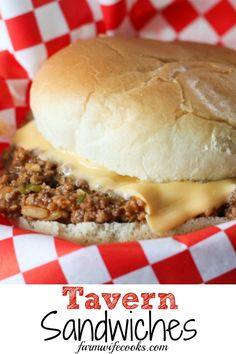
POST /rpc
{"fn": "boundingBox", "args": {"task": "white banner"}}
[0,285,234,354]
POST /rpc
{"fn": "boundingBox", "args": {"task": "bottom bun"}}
[17,217,228,245]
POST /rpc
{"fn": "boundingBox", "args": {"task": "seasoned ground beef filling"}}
[0,146,236,225]
[0,147,146,224]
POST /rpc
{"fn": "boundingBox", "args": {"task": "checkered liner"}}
[0,0,236,284]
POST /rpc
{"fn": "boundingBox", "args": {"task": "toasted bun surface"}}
[18,217,228,245]
[31,37,236,182]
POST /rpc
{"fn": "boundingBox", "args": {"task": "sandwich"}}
[0,37,236,244]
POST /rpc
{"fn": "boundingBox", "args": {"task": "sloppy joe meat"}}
[0,146,235,225]
[0,147,146,224]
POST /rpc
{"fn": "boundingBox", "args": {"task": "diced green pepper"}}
[18,184,42,194]
[27,184,42,193]
[76,192,86,204]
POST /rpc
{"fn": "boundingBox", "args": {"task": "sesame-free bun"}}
[18,216,228,245]
[31,37,236,182]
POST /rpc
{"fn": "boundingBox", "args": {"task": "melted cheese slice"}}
[13,121,236,235]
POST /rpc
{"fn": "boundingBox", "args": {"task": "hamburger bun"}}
[31,37,236,182]
[18,216,227,245]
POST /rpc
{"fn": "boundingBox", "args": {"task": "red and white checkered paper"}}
[0,0,236,284]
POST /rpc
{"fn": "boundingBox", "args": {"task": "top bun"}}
[31,37,236,182]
